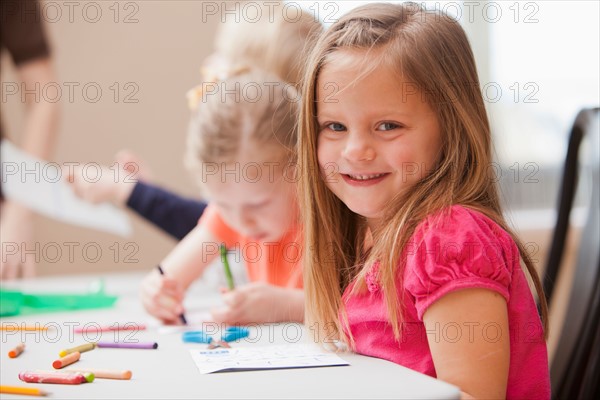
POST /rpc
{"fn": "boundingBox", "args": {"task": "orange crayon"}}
[8,342,25,358]
[52,351,80,369]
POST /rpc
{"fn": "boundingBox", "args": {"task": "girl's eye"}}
[377,122,400,131]
[326,122,346,132]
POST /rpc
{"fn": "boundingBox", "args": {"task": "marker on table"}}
[156,264,188,325]
[96,341,158,349]
[220,244,235,290]
[8,342,25,358]
[0,385,48,396]
[58,342,96,357]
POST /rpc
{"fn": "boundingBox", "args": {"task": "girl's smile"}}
[341,172,390,186]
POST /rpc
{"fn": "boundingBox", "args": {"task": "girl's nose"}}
[342,131,376,162]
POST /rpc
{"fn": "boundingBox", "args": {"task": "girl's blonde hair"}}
[298,2,548,345]
[185,2,322,187]
[214,0,323,86]
[185,69,298,185]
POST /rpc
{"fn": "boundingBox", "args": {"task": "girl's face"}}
[202,155,297,243]
[316,50,442,228]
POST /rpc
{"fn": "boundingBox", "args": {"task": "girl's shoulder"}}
[404,205,518,319]
[413,205,514,248]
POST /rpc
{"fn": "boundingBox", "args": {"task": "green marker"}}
[220,244,235,290]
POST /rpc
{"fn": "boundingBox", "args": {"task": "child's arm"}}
[65,164,206,240]
[211,283,304,325]
[423,288,509,399]
[65,163,136,206]
[140,223,220,323]
[126,181,206,240]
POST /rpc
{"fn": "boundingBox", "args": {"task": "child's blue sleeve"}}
[126,181,207,240]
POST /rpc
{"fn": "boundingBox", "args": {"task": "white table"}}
[1,272,460,399]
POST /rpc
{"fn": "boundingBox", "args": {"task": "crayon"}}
[58,342,96,357]
[74,323,146,334]
[96,341,158,349]
[0,385,48,396]
[52,351,80,369]
[156,264,188,324]
[79,372,95,383]
[8,342,25,358]
[33,370,94,383]
[0,325,49,331]
[67,369,132,380]
[19,371,86,385]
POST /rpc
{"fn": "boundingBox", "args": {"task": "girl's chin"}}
[247,234,269,242]
[347,205,383,220]
[247,232,283,243]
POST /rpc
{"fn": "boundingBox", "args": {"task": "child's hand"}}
[140,269,186,324]
[211,283,304,325]
[64,162,136,206]
[114,149,154,182]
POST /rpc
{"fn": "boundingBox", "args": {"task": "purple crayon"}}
[96,342,158,349]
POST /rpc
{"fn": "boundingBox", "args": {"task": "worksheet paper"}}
[1,139,132,237]
[190,344,350,374]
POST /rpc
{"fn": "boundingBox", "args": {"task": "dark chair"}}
[544,108,598,303]
[549,108,600,398]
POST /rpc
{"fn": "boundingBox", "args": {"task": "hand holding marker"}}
[156,264,188,325]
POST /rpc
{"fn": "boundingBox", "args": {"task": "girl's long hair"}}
[298,2,548,345]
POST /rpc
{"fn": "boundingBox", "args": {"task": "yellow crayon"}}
[0,385,48,396]
[0,325,49,331]
[8,342,25,358]
[59,342,96,357]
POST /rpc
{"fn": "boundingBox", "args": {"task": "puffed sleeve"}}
[404,206,516,320]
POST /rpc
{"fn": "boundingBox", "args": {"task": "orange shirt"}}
[200,204,303,289]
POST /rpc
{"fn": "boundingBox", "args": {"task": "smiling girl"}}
[299,3,549,399]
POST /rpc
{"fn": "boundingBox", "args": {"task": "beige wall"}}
[2,1,220,275]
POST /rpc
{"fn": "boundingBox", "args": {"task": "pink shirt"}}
[342,206,550,399]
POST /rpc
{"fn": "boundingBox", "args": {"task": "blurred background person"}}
[1,0,60,279]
